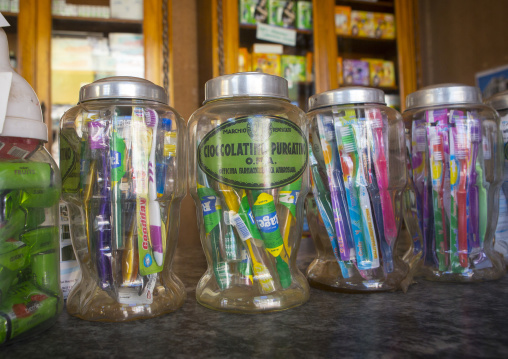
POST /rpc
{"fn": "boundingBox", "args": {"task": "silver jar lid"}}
[79,76,168,104]
[204,72,289,104]
[308,87,385,111]
[485,90,508,111]
[405,84,482,110]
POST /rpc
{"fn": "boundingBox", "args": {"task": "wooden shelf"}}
[335,0,394,12]
[338,34,396,42]
[337,35,397,59]
[52,15,142,34]
[239,23,313,35]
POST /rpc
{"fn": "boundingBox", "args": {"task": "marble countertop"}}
[2,238,508,358]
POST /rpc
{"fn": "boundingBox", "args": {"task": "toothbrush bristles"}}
[339,126,357,153]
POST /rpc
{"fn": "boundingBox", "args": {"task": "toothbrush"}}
[455,119,469,268]
[145,109,164,267]
[157,118,177,198]
[366,109,397,244]
[316,116,355,262]
[411,121,427,239]
[353,122,380,270]
[88,120,113,290]
[278,177,302,258]
[111,113,127,250]
[468,115,481,253]
[197,169,231,290]
[219,184,277,293]
[309,145,352,278]
[338,124,372,270]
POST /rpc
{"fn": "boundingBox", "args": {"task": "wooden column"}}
[18,0,52,149]
[312,0,338,93]
[395,0,419,111]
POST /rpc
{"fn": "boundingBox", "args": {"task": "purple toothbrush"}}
[468,119,481,252]
[88,121,113,290]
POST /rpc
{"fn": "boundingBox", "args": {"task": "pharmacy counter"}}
[2,238,508,358]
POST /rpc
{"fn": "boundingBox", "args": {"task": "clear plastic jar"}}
[404,84,506,282]
[0,28,62,344]
[485,90,508,266]
[305,87,422,292]
[188,73,310,313]
[60,77,187,321]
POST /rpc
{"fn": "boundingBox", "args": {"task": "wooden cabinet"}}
[12,0,172,151]
[199,0,419,111]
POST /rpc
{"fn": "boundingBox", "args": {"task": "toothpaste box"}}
[296,1,312,30]
[268,0,296,28]
[281,55,307,84]
[252,53,281,76]
[350,10,375,37]
[373,12,396,39]
[343,59,369,86]
[240,0,257,25]
[335,6,351,35]
[363,58,395,87]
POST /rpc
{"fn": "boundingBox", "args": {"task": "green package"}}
[0,162,52,191]
[0,240,29,272]
[60,126,82,194]
[0,265,17,299]
[278,177,302,218]
[0,207,26,242]
[296,1,312,30]
[21,226,58,255]
[0,281,59,344]
[239,0,257,25]
[20,187,60,208]
[281,55,307,85]
[32,250,60,294]
[25,208,46,230]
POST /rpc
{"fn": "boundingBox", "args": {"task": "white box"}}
[110,0,143,21]
[0,0,11,12]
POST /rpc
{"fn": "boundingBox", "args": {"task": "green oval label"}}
[198,115,308,189]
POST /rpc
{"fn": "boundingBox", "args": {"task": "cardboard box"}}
[343,59,369,86]
[0,0,11,12]
[110,0,142,21]
[239,47,252,72]
[239,0,257,25]
[373,12,396,39]
[363,58,395,87]
[335,6,351,36]
[253,43,283,54]
[268,0,296,28]
[252,53,281,76]
[281,55,306,83]
[296,1,312,30]
[350,10,375,37]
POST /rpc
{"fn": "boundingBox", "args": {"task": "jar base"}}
[418,266,507,283]
[66,275,186,322]
[196,272,310,313]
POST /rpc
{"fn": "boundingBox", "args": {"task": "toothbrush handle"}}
[379,188,397,243]
[148,160,164,266]
[458,189,468,267]
[468,185,480,250]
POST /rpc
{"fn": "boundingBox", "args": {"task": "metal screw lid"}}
[79,76,168,104]
[405,83,482,110]
[485,90,508,111]
[308,87,385,111]
[204,72,289,104]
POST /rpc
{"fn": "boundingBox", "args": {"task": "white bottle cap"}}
[0,26,47,142]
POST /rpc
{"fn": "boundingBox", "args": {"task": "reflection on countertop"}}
[2,236,508,358]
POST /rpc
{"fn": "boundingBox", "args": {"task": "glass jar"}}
[60,77,186,321]
[188,72,310,313]
[485,90,508,265]
[403,84,506,282]
[0,28,62,344]
[305,87,422,292]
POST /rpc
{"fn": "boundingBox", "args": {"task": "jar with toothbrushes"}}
[0,25,63,345]
[305,87,423,292]
[188,72,310,313]
[59,77,187,321]
[484,90,508,269]
[403,84,506,282]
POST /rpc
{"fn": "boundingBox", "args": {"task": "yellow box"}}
[252,53,281,76]
[335,6,351,36]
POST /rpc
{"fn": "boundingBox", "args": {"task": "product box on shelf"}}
[373,12,395,39]
[296,1,312,30]
[350,10,375,37]
[240,0,257,25]
[252,52,281,76]
[335,6,351,35]
[281,55,307,84]
[0,0,10,12]
[343,59,369,86]
[110,0,142,21]
[364,58,395,87]
[239,47,252,72]
[337,57,343,85]
[268,0,296,28]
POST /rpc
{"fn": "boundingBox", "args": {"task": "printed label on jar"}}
[197,116,308,189]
